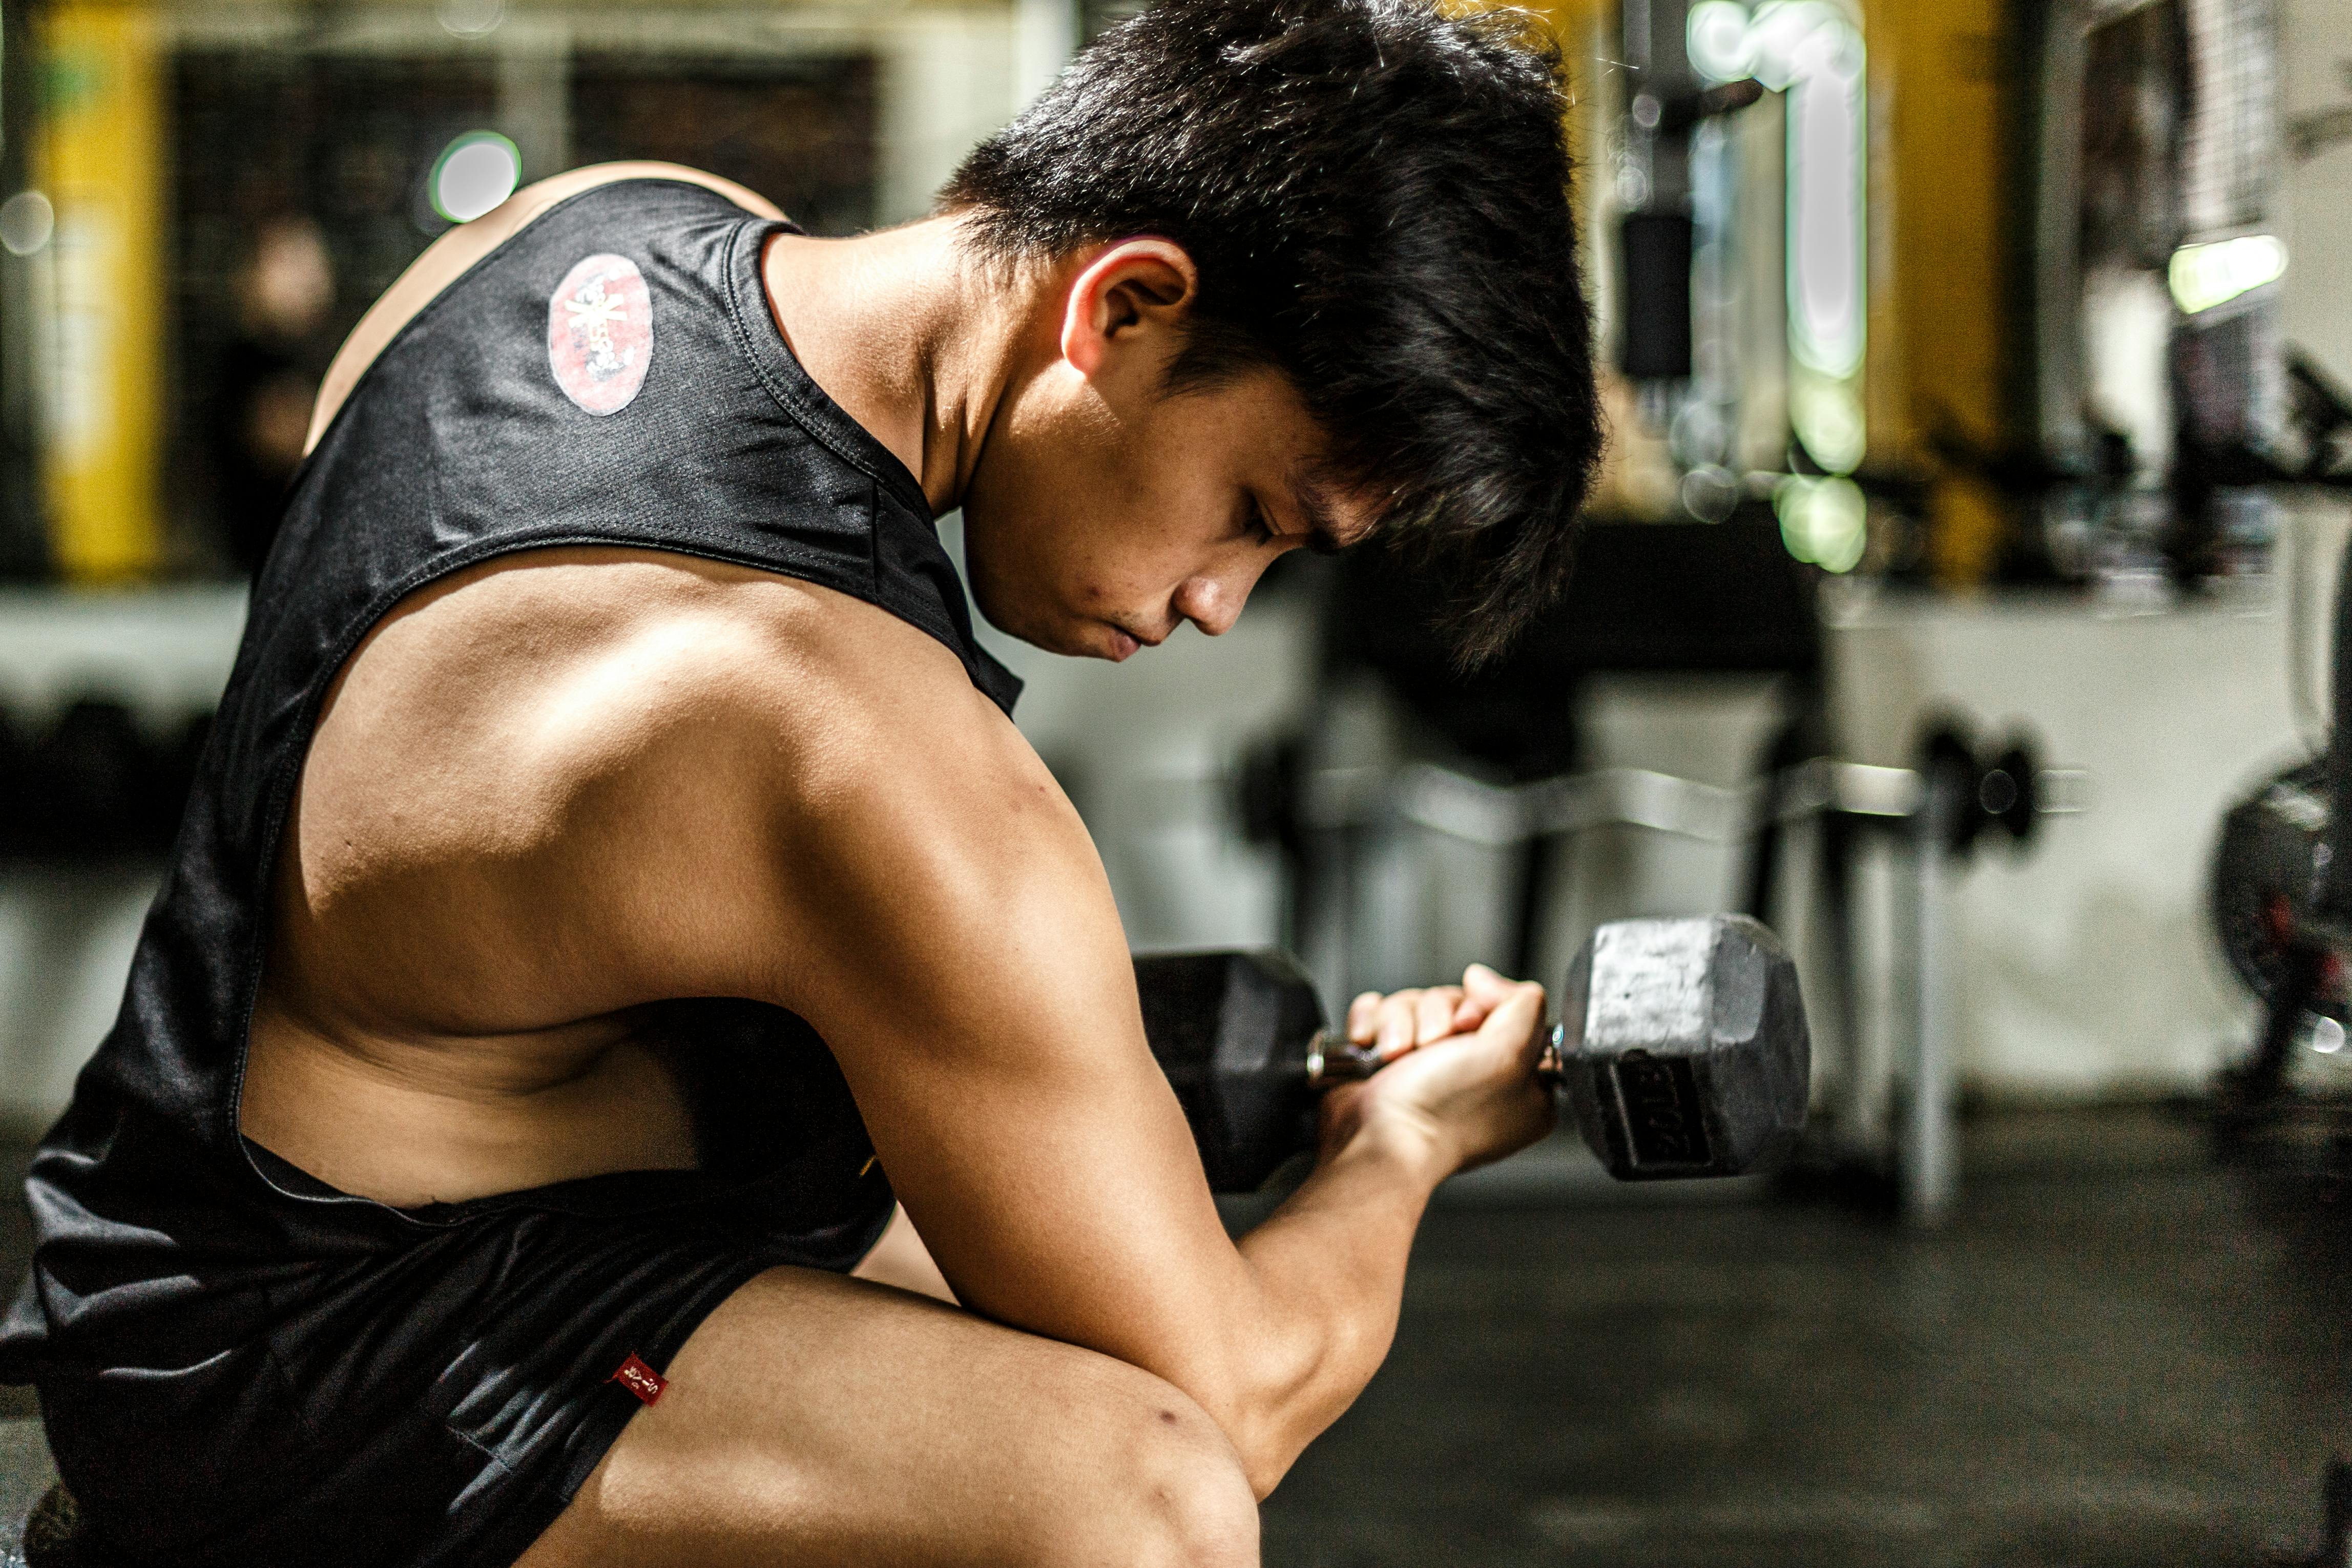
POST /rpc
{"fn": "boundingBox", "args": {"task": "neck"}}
[760,215,1041,517]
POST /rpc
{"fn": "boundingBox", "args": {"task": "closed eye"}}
[1244,499,1278,547]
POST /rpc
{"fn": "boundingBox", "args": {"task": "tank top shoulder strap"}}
[293,174,1022,715]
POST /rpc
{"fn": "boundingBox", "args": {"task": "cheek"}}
[1051,425,1184,591]
[1016,392,1150,536]
[974,386,1239,615]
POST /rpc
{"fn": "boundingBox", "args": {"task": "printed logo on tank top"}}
[547,254,653,415]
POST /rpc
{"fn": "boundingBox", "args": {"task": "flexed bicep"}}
[744,635,1257,1394]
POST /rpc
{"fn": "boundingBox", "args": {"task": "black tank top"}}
[0,178,1017,1376]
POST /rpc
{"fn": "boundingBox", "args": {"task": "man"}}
[2,0,1602,1562]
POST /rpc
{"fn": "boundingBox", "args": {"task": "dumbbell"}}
[1917,719,2048,855]
[1135,913,1810,1193]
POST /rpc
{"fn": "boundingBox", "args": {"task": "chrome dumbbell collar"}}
[1304,1024,1569,1088]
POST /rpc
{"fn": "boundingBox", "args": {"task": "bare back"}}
[243,551,1011,1204]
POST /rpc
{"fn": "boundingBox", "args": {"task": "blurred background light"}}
[1783,10,1866,381]
[1792,375,1866,474]
[1775,474,1866,571]
[1678,464,1741,522]
[1686,2,1756,85]
[430,132,521,224]
[1698,3,1868,434]
[1746,0,1843,93]
[0,191,54,257]
[2167,234,2288,316]
[438,0,505,39]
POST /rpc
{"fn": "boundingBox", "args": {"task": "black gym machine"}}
[2207,350,2352,1176]
[0,698,211,863]
[2194,348,2352,1568]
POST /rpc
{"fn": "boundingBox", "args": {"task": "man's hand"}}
[1323,966,1557,1176]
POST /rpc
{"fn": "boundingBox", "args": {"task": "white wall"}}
[12,535,2352,1122]
[941,514,1320,954]
[982,606,1313,953]
[877,12,1022,225]
[985,520,2352,1104]
[1825,500,2352,1099]
[2279,0,2352,387]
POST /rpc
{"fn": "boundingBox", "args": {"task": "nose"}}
[1171,567,1253,638]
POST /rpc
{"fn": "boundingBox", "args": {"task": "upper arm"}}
[748,627,1262,1408]
[305,162,787,454]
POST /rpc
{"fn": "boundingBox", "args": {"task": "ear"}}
[1058,238,1199,380]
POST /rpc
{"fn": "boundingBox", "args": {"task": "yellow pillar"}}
[1865,0,2013,588]
[40,3,165,583]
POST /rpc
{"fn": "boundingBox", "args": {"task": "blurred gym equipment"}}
[0,1419,53,1568]
[2204,351,2352,1176]
[1249,517,2084,1223]
[1137,913,1810,1194]
[2289,1458,2352,1568]
[0,699,211,863]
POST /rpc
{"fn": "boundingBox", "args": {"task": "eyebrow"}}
[1286,473,1363,555]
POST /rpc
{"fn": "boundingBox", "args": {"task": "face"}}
[959,241,1373,661]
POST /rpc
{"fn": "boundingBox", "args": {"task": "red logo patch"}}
[548,254,653,416]
[610,1352,668,1405]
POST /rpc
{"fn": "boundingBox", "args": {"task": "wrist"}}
[1318,1093,1457,1190]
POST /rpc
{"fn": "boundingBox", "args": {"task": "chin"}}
[969,585,1093,659]
[969,572,1124,661]
[1057,622,1127,660]
[964,570,1026,643]
[1035,618,1132,662]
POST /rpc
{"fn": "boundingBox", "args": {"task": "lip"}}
[1107,627,1141,662]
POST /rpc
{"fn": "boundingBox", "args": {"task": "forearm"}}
[1219,1115,1451,1495]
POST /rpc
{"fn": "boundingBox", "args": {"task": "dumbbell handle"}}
[1304,1025,1570,1088]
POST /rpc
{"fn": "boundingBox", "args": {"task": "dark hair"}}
[940,0,1602,666]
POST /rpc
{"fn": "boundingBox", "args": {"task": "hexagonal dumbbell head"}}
[1558,914,1810,1180]
[1133,949,1327,1193]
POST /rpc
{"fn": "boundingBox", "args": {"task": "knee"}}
[1110,1395,1260,1568]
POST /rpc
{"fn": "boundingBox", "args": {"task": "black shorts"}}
[35,1153,889,1568]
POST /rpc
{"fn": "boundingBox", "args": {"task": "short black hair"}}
[940,0,1602,666]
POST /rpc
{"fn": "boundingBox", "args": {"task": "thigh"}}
[513,1266,1259,1568]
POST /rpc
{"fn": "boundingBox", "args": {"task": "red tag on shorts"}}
[610,1353,668,1405]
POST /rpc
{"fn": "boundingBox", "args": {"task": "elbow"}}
[1236,1441,1294,1504]
[1208,1327,1354,1500]
[1157,1279,1396,1502]
[1190,1401,1295,1501]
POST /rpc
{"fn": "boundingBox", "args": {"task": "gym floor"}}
[1262,1108,2350,1568]
[0,1108,2339,1565]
